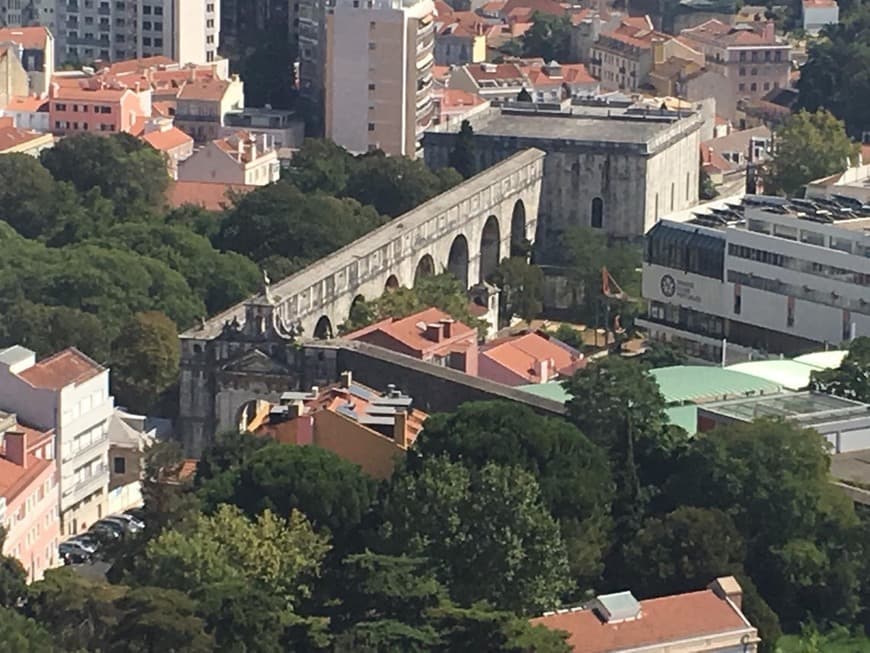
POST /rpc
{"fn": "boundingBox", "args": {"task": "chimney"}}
[4,429,27,468]
[340,370,353,389]
[394,410,409,448]
[439,318,454,338]
[534,358,549,381]
[708,576,743,610]
[425,322,444,342]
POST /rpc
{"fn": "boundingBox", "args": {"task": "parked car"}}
[59,542,92,564]
[103,515,143,534]
[66,535,99,555]
[89,520,124,541]
[124,507,146,522]
[111,513,145,531]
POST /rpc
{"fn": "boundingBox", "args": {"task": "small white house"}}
[802,0,839,34]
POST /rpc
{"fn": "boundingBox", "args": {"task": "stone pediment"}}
[221,348,292,376]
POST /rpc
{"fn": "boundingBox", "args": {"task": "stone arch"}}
[479,215,500,283]
[591,197,603,229]
[446,235,469,288]
[313,315,333,339]
[236,398,269,432]
[510,199,528,257]
[414,254,435,283]
[385,274,400,292]
[347,294,367,326]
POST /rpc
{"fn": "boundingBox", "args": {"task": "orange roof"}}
[4,95,49,112]
[803,0,837,6]
[599,16,667,49]
[523,62,596,87]
[142,126,192,152]
[0,26,50,50]
[344,307,476,354]
[502,0,565,18]
[17,348,103,390]
[0,424,54,503]
[681,19,779,47]
[432,65,452,83]
[165,180,255,211]
[151,101,176,118]
[178,78,231,101]
[435,0,455,19]
[531,589,751,652]
[480,332,583,382]
[105,56,176,75]
[467,62,526,83]
[52,85,131,102]
[0,125,50,151]
[437,87,487,111]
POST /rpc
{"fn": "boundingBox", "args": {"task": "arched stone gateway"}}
[479,215,500,283]
[347,294,367,325]
[510,199,528,258]
[446,235,470,288]
[313,315,334,339]
[236,398,269,432]
[385,275,400,292]
[415,254,435,282]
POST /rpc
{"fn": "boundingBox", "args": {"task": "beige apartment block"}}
[325,0,435,157]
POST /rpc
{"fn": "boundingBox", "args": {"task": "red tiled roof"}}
[105,56,176,75]
[52,85,132,102]
[0,125,50,152]
[480,332,583,382]
[437,87,487,111]
[4,95,49,112]
[17,348,103,390]
[142,126,193,152]
[803,0,837,7]
[434,0,455,19]
[0,426,53,504]
[165,180,255,211]
[0,26,50,50]
[151,100,176,118]
[178,78,231,101]
[531,589,751,652]
[345,307,476,353]
[681,19,779,47]
[466,62,526,83]
[524,62,596,87]
[502,0,565,18]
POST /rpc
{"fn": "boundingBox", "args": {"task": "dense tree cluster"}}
[0,134,461,413]
[810,337,870,403]
[501,12,574,62]
[6,347,870,650]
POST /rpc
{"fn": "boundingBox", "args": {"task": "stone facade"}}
[424,105,703,251]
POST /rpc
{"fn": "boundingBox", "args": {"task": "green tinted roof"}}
[517,381,570,404]
[650,365,782,403]
[665,405,699,435]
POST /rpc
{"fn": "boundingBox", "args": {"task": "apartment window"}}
[591,197,603,228]
[143,4,150,12]
[154,21,162,30]
[68,30,78,39]
[154,5,162,14]
[84,15,93,24]
[368,42,375,50]
[739,51,746,62]
[206,18,214,27]
[154,37,163,47]
[116,34,125,42]
[751,51,759,62]
[115,17,124,25]
[368,83,375,90]
[787,297,795,327]
[113,457,125,474]
[763,82,770,91]
[142,20,151,29]
[100,105,111,113]
[115,1,123,7]
[774,50,782,61]
[56,103,66,111]
[206,3,214,10]
[206,35,214,43]
[368,122,375,131]
[370,20,375,29]
[750,82,757,92]
[738,83,745,91]
[750,67,757,76]
[206,50,215,62]
[72,104,79,112]
[84,32,94,39]
[73,122,79,129]
[739,67,746,76]
[143,36,151,45]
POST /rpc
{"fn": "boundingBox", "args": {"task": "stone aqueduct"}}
[185,148,546,341]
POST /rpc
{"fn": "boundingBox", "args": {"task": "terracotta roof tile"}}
[17,348,103,390]
[165,180,255,211]
[501,0,565,18]
[142,126,193,152]
[0,26,49,50]
[480,332,583,383]
[105,56,176,75]
[531,589,752,652]
[178,78,231,101]
[4,95,49,112]
[0,125,50,152]
[0,425,53,504]
[344,307,476,353]
[466,62,526,82]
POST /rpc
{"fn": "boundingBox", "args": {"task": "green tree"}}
[809,336,870,402]
[197,441,376,552]
[110,586,213,653]
[110,311,180,413]
[489,257,544,323]
[380,458,572,614]
[621,507,745,598]
[412,401,613,587]
[0,607,56,652]
[520,12,573,62]
[26,568,125,652]
[216,181,385,266]
[448,120,477,179]
[664,419,862,628]
[0,528,26,608]
[139,505,330,607]
[763,110,858,196]
[287,138,355,195]
[0,299,111,362]
[699,169,718,200]
[548,324,583,349]
[796,7,870,138]
[639,341,688,368]
[345,151,461,218]
[40,133,169,216]
[234,23,296,109]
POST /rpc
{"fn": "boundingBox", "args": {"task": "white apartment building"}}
[50,0,219,66]
[640,196,870,363]
[0,346,112,537]
[324,0,435,157]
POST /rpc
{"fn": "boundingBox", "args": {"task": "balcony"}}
[63,433,109,467]
[61,464,108,509]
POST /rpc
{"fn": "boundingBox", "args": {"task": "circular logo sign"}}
[660,274,676,298]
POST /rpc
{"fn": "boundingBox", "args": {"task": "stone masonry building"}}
[423,100,703,252]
